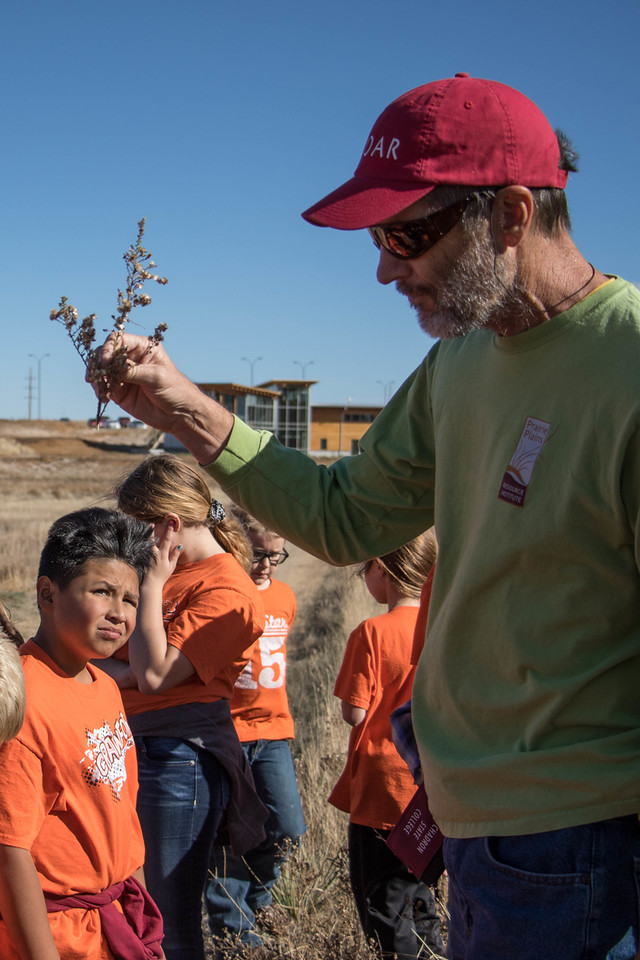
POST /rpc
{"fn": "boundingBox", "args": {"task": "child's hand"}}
[148,524,183,586]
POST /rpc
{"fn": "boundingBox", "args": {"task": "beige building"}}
[310,404,382,457]
[164,379,382,459]
[165,379,316,454]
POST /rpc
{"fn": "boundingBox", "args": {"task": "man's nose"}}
[376,247,411,286]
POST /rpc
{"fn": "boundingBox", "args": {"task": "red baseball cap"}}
[302,74,568,230]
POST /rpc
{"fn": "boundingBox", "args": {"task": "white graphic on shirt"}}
[498,416,551,507]
[235,614,289,691]
[162,599,179,622]
[79,712,135,801]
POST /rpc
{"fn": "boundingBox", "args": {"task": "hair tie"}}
[209,499,226,525]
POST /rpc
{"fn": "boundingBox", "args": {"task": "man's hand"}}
[92,333,202,432]
[91,333,234,463]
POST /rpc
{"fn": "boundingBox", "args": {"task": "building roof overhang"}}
[197,382,281,398]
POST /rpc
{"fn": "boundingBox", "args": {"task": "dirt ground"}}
[0,419,336,639]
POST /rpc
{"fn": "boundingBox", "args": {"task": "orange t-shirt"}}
[119,552,264,715]
[230,578,296,742]
[0,640,145,960]
[330,605,419,830]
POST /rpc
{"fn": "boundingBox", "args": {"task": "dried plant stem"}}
[50,218,168,424]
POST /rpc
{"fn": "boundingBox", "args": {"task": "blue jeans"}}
[135,737,230,960]
[205,739,305,947]
[445,814,640,960]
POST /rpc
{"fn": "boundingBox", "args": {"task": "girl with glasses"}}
[205,506,305,953]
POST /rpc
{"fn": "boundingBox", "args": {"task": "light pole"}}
[242,356,262,386]
[293,359,314,379]
[29,353,50,420]
[376,379,395,404]
[339,397,351,456]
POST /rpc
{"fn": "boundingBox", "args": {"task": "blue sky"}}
[1,0,638,420]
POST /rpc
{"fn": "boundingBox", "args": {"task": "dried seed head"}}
[50,217,168,424]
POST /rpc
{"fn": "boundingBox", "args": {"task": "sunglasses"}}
[252,549,289,566]
[368,198,470,261]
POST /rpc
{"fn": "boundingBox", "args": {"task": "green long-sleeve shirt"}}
[210,277,640,836]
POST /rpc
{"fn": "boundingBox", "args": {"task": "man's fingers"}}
[95,331,161,366]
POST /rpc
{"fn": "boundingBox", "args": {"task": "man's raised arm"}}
[93,332,233,465]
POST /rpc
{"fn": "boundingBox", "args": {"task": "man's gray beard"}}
[397,225,525,340]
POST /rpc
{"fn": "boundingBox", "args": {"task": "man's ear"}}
[36,576,55,609]
[491,186,534,252]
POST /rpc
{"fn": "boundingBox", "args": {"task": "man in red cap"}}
[96,75,640,958]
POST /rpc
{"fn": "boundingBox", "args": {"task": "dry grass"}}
[0,420,449,959]
[205,565,449,959]
[0,422,158,637]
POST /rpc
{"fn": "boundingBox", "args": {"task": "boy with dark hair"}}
[0,507,164,960]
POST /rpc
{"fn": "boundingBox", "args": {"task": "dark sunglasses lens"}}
[369,225,421,259]
[369,199,469,261]
[387,227,421,258]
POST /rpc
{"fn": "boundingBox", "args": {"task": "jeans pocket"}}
[485,834,589,886]
[477,837,591,956]
[138,736,196,765]
[136,737,198,808]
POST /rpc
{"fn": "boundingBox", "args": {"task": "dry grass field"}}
[0,419,447,959]
[0,419,163,637]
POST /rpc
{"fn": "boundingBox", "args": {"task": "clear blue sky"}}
[1,0,638,420]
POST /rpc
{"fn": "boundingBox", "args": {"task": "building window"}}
[344,412,375,423]
[351,439,360,455]
[245,394,276,430]
[216,393,235,414]
[320,438,327,451]
[277,384,310,452]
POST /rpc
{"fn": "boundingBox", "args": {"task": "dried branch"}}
[50,218,168,424]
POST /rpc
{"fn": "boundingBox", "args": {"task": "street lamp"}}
[242,356,262,386]
[376,379,395,404]
[29,353,50,420]
[293,359,314,379]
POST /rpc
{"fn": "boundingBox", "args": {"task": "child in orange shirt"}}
[331,530,444,960]
[101,455,266,960]
[205,508,305,951]
[0,507,163,960]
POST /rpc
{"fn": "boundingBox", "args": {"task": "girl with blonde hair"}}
[101,454,267,960]
[332,529,444,959]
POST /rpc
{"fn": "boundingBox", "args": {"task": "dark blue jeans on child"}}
[348,821,444,959]
[205,738,306,950]
[135,736,230,960]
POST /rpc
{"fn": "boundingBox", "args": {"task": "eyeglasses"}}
[368,198,470,261]
[252,549,289,566]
